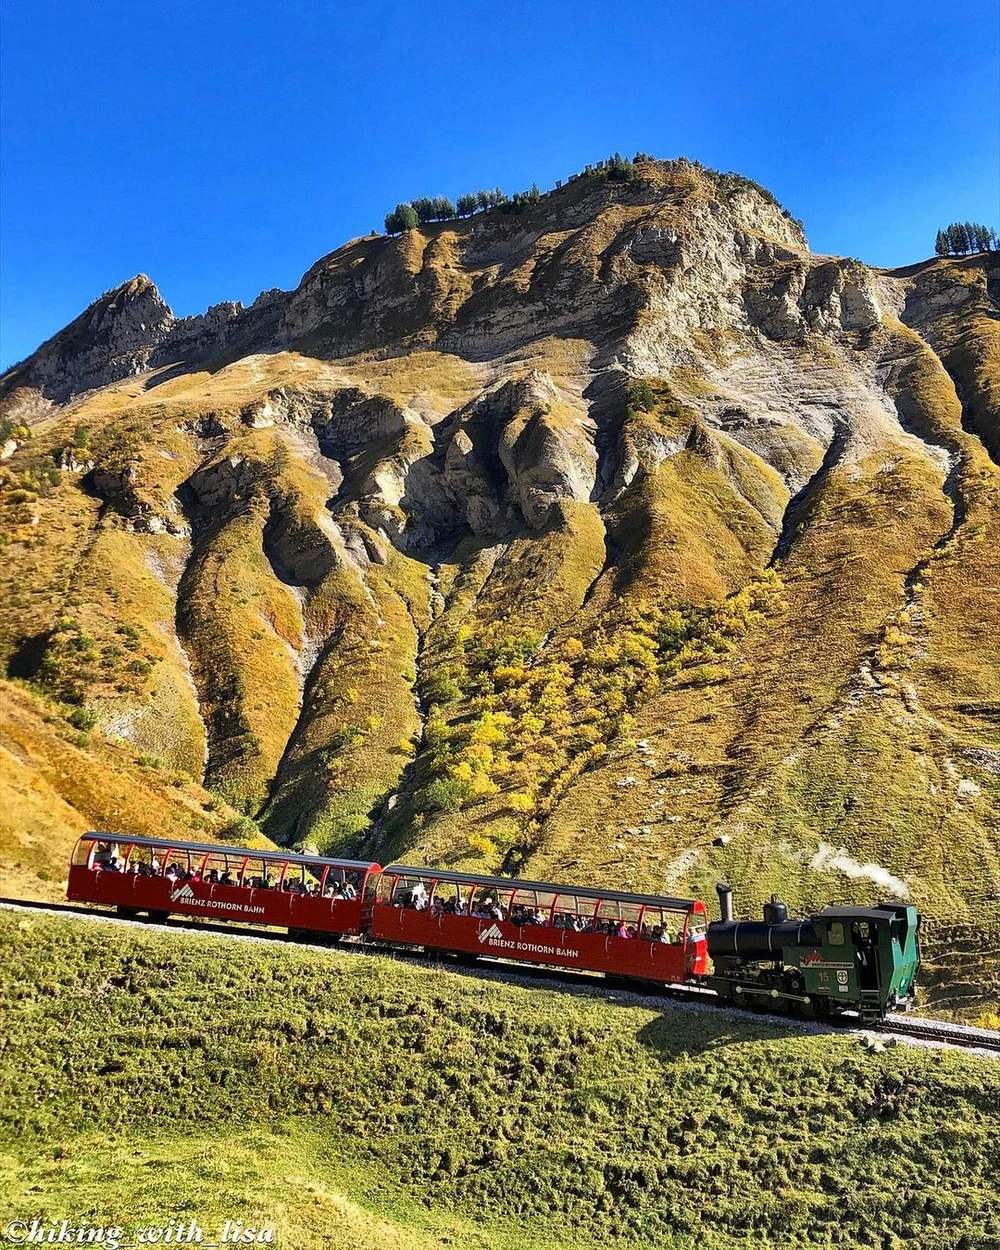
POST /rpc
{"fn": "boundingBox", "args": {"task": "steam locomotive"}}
[707,884,920,1020]
[67,834,921,1021]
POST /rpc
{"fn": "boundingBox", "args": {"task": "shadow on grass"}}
[635,1008,795,1060]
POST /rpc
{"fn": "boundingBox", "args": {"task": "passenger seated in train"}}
[409,882,429,910]
[511,904,546,927]
[95,842,123,872]
[93,843,119,869]
[220,870,234,886]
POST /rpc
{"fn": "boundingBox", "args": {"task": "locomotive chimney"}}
[716,882,734,923]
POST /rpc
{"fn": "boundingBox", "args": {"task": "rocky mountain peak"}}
[82,273,173,340]
[2,158,811,411]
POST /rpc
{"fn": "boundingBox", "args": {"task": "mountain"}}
[1,157,997,1015]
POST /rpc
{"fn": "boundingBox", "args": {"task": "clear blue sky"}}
[2,0,998,370]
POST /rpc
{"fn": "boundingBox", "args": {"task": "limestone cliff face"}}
[0,277,286,406]
[1,159,998,987]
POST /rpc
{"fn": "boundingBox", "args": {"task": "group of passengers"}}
[90,844,357,899]
[392,882,691,943]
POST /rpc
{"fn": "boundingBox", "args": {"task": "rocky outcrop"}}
[896,254,1000,463]
[0,278,288,406]
[54,447,94,474]
[318,371,600,544]
[745,259,883,342]
[2,276,173,403]
[89,463,186,534]
[184,454,263,514]
[494,374,598,527]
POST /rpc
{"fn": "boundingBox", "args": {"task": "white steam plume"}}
[808,842,910,900]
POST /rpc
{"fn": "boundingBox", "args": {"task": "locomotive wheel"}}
[145,910,170,924]
[786,971,806,996]
[116,906,140,920]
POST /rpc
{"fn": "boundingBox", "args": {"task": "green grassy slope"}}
[1,912,998,1250]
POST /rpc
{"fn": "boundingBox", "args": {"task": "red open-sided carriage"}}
[370,865,710,984]
[67,833,380,936]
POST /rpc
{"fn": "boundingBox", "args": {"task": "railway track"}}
[3,896,998,1054]
[873,1015,1000,1053]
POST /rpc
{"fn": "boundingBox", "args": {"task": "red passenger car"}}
[370,865,710,985]
[67,832,380,937]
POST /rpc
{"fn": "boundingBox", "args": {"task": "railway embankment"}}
[1,909,998,1250]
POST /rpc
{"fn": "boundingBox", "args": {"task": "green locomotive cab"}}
[706,891,920,1020]
[783,903,920,1019]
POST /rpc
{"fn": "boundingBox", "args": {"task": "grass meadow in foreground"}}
[0,911,997,1250]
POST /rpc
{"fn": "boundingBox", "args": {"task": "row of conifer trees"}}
[383,154,641,234]
[384,186,542,234]
[935,222,998,256]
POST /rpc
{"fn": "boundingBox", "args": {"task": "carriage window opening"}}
[510,891,557,927]
[74,840,98,868]
[595,899,640,937]
[91,840,125,872]
[433,883,467,915]
[301,863,324,897]
[163,852,186,881]
[200,853,233,884]
[325,868,347,898]
[245,859,273,889]
[325,869,359,901]
[129,846,164,877]
[828,921,845,946]
[282,862,308,894]
[470,890,505,920]
[391,876,431,910]
[553,901,594,933]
